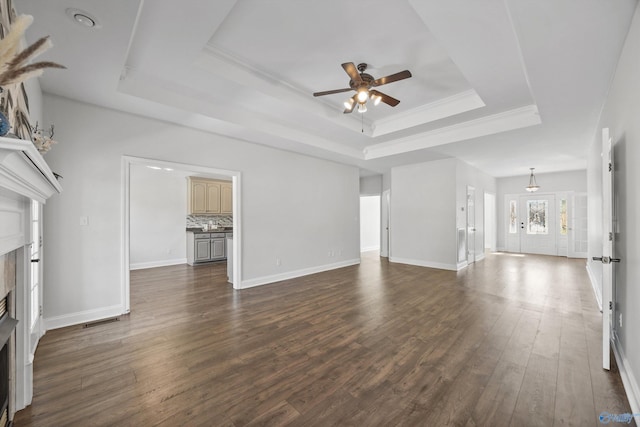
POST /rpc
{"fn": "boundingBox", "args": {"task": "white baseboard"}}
[497,246,506,252]
[476,253,486,262]
[240,258,361,289]
[360,246,380,252]
[130,258,187,270]
[612,339,640,424]
[44,304,125,330]
[586,262,602,311]
[389,257,457,271]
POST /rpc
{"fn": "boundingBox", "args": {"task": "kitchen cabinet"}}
[220,182,233,214]
[188,178,232,215]
[187,232,226,265]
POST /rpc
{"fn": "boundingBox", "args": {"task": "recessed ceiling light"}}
[147,166,161,170]
[65,8,101,29]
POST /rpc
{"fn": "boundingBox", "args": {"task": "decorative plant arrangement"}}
[0,9,65,147]
[0,14,65,88]
[31,122,57,154]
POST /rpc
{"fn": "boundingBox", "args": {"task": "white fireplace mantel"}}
[0,136,62,204]
[0,135,62,419]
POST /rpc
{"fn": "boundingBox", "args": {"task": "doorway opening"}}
[360,195,381,253]
[122,156,243,313]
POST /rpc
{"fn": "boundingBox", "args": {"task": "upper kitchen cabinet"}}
[188,177,232,215]
[220,181,232,214]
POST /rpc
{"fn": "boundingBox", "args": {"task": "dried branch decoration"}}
[0,14,66,87]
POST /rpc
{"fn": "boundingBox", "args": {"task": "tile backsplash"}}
[187,215,233,229]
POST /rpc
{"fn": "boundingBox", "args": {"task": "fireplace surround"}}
[0,137,61,423]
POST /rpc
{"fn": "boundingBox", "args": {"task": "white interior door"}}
[519,194,557,255]
[467,186,476,263]
[598,128,615,371]
[381,190,390,257]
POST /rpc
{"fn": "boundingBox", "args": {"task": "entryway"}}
[505,192,587,257]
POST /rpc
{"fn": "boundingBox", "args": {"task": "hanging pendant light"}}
[526,168,540,192]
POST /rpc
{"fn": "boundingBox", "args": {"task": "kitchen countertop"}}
[187,228,233,233]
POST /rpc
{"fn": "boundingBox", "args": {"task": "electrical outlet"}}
[79,216,89,226]
[619,313,623,328]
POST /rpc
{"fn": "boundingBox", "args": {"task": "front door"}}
[519,194,557,255]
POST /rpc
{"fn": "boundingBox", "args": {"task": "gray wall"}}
[42,94,360,327]
[587,2,640,412]
[390,158,496,270]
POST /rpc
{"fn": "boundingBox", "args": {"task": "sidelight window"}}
[560,199,568,235]
[509,200,517,234]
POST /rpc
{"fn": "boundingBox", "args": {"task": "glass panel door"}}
[519,195,557,255]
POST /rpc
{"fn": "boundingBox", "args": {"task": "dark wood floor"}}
[14,252,634,426]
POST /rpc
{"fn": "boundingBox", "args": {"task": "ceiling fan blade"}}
[370,90,400,107]
[342,62,362,83]
[313,88,353,97]
[372,70,412,87]
[343,95,357,114]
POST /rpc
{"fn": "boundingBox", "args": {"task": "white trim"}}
[130,258,187,270]
[390,257,458,271]
[44,305,125,331]
[457,260,469,270]
[0,136,62,203]
[475,253,486,262]
[240,259,360,289]
[612,340,640,425]
[371,90,485,137]
[364,105,541,159]
[497,246,506,251]
[360,246,380,253]
[586,262,602,311]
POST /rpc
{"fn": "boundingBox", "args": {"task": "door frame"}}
[601,127,614,370]
[122,156,243,312]
[467,186,476,264]
[381,189,390,258]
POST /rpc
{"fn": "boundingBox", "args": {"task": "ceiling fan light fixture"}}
[525,168,540,192]
[371,94,382,106]
[356,88,369,103]
[357,103,367,113]
[344,98,354,110]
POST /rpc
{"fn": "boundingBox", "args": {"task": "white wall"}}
[129,164,187,269]
[41,95,360,328]
[588,3,640,414]
[390,158,495,270]
[360,175,382,196]
[360,196,380,252]
[496,170,587,250]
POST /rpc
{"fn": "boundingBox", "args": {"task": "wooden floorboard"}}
[13,252,634,426]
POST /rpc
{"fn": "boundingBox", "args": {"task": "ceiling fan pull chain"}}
[361,112,364,133]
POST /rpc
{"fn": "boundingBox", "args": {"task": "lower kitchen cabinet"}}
[187,232,226,265]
